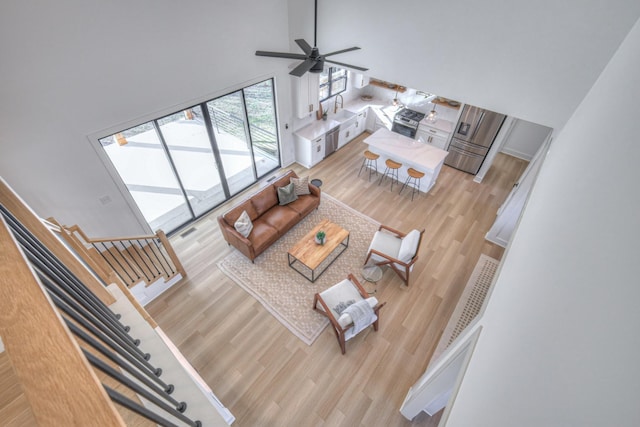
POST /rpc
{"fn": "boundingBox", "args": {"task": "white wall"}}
[500,119,552,161]
[0,0,292,235]
[1,0,639,237]
[446,16,640,427]
[313,0,640,129]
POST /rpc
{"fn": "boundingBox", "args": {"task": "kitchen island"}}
[364,128,449,193]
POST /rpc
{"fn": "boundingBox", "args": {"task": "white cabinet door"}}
[355,110,367,136]
[352,73,370,88]
[294,133,324,168]
[310,135,325,165]
[294,74,320,119]
[365,107,376,132]
[417,125,449,150]
[338,123,357,148]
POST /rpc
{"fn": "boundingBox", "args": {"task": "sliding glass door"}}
[99,79,280,234]
[158,106,226,216]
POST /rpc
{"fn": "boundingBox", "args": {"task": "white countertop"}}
[294,119,341,141]
[364,128,449,171]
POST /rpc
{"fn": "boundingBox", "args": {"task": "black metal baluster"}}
[151,238,173,276]
[98,241,136,285]
[145,238,168,276]
[116,240,143,283]
[0,205,127,324]
[138,239,162,276]
[132,240,156,281]
[67,321,174,394]
[124,239,152,282]
[104,386,186,427]
[47,290,158,372]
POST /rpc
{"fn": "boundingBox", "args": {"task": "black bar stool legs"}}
[358,150,379,181]
[378,159,402,191]
[399,167,425,201]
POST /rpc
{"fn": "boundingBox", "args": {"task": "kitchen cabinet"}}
[338,122,357,149]
[354,110,367,137]
[294,133,325,168]
[417,123,450,150]
[365,107,376,132]
[352,73,370,89]
[293,73,320,119]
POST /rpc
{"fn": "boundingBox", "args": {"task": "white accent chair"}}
[313,273,386,354]
[364,225,425,286]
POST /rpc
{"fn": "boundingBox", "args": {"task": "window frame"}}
[319,67,348,102]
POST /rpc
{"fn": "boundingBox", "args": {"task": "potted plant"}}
[315,230,326,245]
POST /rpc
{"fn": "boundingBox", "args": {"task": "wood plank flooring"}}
[145,132,528,427]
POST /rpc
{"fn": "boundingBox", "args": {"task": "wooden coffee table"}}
[288,219,349,282]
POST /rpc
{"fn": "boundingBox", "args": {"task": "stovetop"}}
[394,108,426,127]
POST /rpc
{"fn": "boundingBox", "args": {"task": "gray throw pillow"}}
[277,182,298,205]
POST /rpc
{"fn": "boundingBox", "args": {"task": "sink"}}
[332,109,356,123]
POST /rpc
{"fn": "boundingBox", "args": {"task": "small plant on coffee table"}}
[315,230,326,245]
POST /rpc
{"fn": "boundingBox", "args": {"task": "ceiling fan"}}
[255,0,368,77]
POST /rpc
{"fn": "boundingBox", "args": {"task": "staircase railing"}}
[1,177,231,426]
[52,221,186,288]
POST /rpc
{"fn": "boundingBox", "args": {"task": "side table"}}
[362,264,383,294]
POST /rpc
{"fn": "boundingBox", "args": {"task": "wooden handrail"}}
[0,178,114,305]
[66,224,160,244]
[0,217,125,426]
[63,223,186,284]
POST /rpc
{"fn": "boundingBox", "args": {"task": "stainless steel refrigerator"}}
[445,105,506,174]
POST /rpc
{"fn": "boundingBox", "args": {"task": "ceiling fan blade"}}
[255,50,307,60]
[295,39,313,55]
[290,59,318,77]
[325,59,368,72]
[323,46,361,57]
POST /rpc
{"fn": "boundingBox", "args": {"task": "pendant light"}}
[427,102,438,122]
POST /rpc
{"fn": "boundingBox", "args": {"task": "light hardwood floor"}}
[145,132,528,427]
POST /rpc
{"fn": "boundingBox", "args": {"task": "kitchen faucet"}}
[333,94,343,113]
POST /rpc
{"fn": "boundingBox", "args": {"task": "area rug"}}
[431,254,499,362]
[217,194,380,345]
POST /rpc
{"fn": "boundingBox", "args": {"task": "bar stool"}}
[399,167,425,201]
[358,150,380,181]
[378,158,402,191]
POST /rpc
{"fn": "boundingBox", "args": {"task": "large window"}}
[99,79,280,234]
[319,67,347,102]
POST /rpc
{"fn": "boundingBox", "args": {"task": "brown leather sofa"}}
[217,170,321,262]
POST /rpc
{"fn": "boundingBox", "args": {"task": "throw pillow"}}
[398,229,421,263]
[333,299,356,315]
[277,182,298,205]
[290,176,311,195]
[234,210,253,238]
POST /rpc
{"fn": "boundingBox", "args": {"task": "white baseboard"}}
[500,147,533,161]
[130,274,183,306]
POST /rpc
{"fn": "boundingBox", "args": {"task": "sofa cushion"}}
[286,194,317,217]
[277,182,298,205]
[290,176,311,195]
[398,229,421,263]
[247,218,279,254]
[368,230,402,263]
[225,200,258,224]
[251,185,278,217]
[261,205,300,232]
[233,210,253,238]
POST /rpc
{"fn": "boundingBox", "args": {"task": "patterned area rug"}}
[431,254,499,362]
[217,194,380,345]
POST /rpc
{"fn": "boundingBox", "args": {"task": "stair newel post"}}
[156,230,186,278]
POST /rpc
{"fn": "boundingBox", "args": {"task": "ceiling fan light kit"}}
[255,0,369,77]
